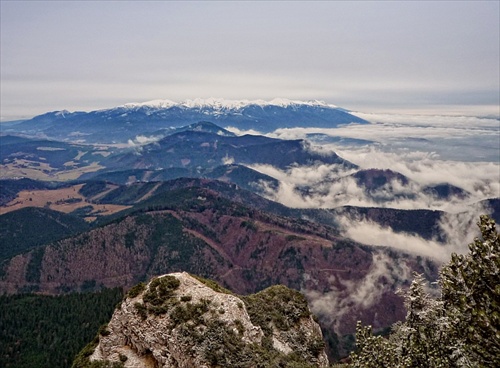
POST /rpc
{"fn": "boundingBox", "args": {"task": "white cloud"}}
[251,158,497,212]
[269,119,498,142]
[333,200,492,262]
[127,134,163,148]
[245,107,499,210]
[230,111,499,210]
[248,124,497,262]
[351,111,500,129]
[333,147,500,205]
[250,163,354,187]
[337,217,448,263]
[222,155,235,165]
[303,252,411,331]
[126,134,163,154]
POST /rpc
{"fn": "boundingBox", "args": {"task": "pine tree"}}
[348,215,499,367]
[348,321,410,367]
[440,214,500,367]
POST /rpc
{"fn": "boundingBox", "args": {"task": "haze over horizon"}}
[1,1,499,121]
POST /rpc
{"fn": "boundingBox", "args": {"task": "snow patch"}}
[116,98,340,112]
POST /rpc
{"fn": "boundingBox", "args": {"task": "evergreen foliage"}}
[141,275,181,315]
[243,284,311,333]
[77,181,108,198]
[125,282,145,298]
[0,288,123,368]
[0,207,89,260]
[440,214,500,366]
[0,178,50,206]
[347,215,500,367]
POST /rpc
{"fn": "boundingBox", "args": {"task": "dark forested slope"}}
[0,288,123,368]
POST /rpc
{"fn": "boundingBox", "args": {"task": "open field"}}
[0,184,130,220]
[0,160,104,181]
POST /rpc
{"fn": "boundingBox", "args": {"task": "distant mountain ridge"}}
[104,122,356,172]
[119,97,341,110]
[2,98,368,143]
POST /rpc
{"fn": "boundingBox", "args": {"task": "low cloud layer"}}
[241,110,499,212]
[332,147,499,199]
[127,134,163,150]
[230,110,499,162]
[251,157,498,213]
[236,112,499,263]
[268,112,499,142]
[336,199,490,262]
[225,127,264,137]
[350,112,499,128]
[303,252,411,331]
[250,155,496,261]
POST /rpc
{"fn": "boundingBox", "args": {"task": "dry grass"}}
[0,184,130,220]
[0,160,104,181]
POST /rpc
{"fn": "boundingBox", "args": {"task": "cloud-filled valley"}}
[303,251,412,332]
[249,153,498,211]
[227,111,499,262]
[227,111,498,208]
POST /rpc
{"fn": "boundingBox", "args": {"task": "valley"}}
[0,99,498,366]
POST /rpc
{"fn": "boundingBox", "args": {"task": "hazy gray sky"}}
[1,1,499,120]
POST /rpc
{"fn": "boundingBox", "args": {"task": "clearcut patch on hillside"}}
[0,184,130,221]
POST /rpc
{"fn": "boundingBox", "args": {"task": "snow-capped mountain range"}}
[119,98,339,111]
[1,98,367,143]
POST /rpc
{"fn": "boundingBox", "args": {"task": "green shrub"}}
[243,285,310,332]
[126,282,145,298]
[143,275,180,306]
[169,299,211,327]
[134,302,148,320]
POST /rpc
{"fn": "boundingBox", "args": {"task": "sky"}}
[1,1,499,121]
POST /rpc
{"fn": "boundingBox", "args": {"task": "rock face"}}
[77,272,329,368]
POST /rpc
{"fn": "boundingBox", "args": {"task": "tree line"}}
[344,215,499,368]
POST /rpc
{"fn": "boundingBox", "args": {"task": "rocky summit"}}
[74,272,329,368]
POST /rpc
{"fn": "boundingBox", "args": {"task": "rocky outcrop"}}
[76,272,329,367]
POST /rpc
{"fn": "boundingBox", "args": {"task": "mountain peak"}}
[78,272,329,367]
[118,98,339,111]
[119,99,178,110]
[179,121,236,136]
[14,98,367,143]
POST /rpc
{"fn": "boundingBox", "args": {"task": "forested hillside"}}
[0,207,89,260]
[0,182,438,361]
[0,288,123,368]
